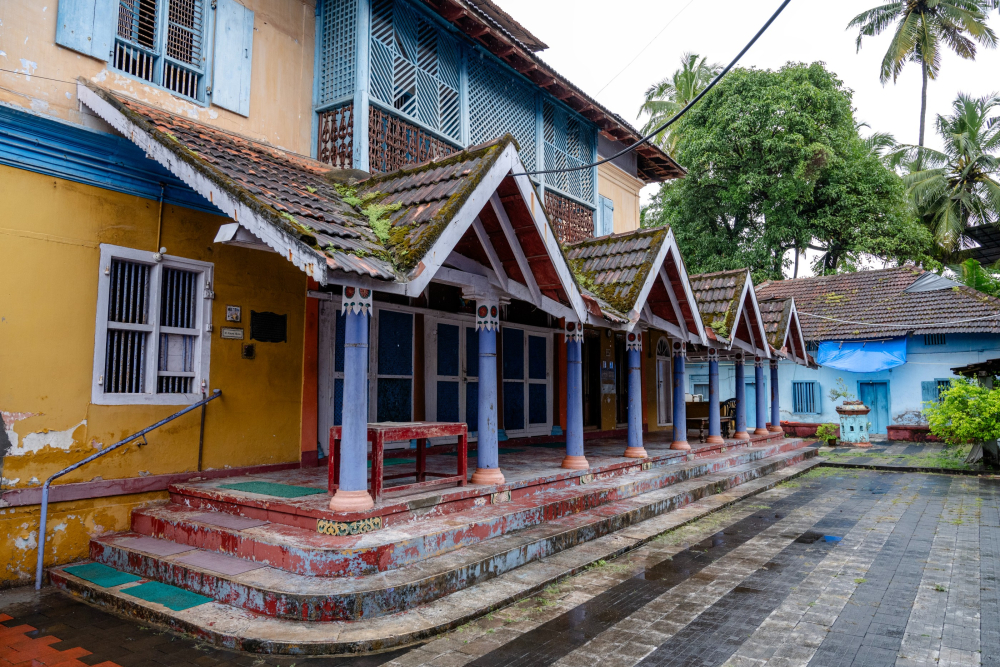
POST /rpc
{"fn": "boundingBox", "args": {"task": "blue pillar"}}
[330,288,374,512]
[623,332,646,458]
[563,322,588,469]
[769,360,782,433]
[754,356,768,435]
[671,341,689,450]
[706,352,723,444]
[734,355,749,439]
[471,320,504,484]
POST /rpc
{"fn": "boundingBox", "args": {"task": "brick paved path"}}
[2,470,995,667]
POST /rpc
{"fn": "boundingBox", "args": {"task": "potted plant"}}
[829,379,871,446]
[815,423,839,446]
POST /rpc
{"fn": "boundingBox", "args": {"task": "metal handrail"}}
[35,389,222,589]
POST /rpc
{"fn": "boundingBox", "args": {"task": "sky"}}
[495,0,1000,275]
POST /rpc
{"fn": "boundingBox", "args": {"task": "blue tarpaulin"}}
[816,338,907,373]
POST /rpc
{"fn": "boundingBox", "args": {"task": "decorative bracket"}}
[672,340,686,357]
[625,331,641,352]
[342,285,372,316]
[564,320,583,343]
[476,299,499,331]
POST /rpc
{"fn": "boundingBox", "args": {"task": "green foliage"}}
[637,52,721,157]
[815,423,839,440]
[957,258,1000,296]
[708,319,729,338]
[894,94,1000,253]
[829,378,856,402]
[848,0,998,145]
[642,63,931,280]
[924,377,1000,445]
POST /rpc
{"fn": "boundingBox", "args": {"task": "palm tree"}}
[637,53,721,156]
[897,93,1000,251]
[848,0,997,147]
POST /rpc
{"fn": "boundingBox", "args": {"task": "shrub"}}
[924,378,1000,446]
[815,423,839,440]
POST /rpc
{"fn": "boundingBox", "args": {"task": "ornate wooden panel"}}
[368,106,457,173]
[317,104,354,169]
[545,191,594,245]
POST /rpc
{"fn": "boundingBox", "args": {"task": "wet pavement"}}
[2,469,996,667]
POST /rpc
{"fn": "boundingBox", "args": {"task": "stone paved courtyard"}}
[2,468,996,667]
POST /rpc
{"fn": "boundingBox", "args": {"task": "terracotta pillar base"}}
[753,428,770,436]
[328,489,374,512]
[705,435,725,445]
[734,431,751,441]
[767,425,783,433]
[622,447,647,458]
[471,467,505,485]
[670,441,691,450]
[561,455,590,470]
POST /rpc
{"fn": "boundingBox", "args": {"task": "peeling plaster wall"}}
[0,165,308,584]
[0,492,166,589]
[0,0,316,155]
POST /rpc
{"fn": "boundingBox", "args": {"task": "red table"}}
[328,421,468,504]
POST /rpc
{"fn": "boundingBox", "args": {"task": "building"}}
[755,267,1000,436]
[0,0,698,586]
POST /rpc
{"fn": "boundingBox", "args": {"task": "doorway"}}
[615,332,628,426]
[858,381,890,434]
[582,330,601,427]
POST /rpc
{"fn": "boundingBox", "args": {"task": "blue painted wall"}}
[687,333,1000,432]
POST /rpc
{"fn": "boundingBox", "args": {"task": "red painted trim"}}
[0,461,301,507]
[300,282,320,460]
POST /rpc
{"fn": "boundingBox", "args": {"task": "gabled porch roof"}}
[689,269,770,358]
[78,82,586,322]
[565,227,707,344]
[759,298,811,366]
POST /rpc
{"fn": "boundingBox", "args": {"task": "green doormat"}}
[218,481,326,498]
[64,562,141,588]
[122,581,212,611]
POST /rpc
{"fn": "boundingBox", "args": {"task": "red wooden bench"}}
[328,421,468,504]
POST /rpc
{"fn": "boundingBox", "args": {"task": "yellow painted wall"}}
[0,165,307,585]
[598,163,645,234]
[0,0,316,154]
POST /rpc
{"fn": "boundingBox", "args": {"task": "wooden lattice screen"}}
[317,104,354,169]
[368,106,457,173]
[545,191,594,245]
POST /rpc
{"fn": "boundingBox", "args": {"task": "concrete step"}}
[128,439,809,577]
[50,454,822,654]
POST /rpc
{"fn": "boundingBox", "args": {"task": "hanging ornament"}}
[342,285,372,316]
[625,331,642,351]
[476,300,499,331]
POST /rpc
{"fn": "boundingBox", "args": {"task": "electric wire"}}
[515,0,794,178]
[799,311,1000,327]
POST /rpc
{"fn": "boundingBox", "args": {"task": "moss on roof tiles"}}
[566,227,669,315]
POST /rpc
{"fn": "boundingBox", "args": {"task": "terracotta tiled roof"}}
[756,267,1000,341]
[689,269,750,338]
[90,85,511,280]
[565,228,669,316]
[758,298,793,350]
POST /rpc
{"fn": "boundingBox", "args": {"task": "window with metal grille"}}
[367,0,462,143]
[93,244,213,405]
[923,333,946,346]
[114,0,206,101]
[792,381,819,414]
[542,101,596,205]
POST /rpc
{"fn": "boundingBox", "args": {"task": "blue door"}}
[858,382,889,434]
[745,383,756,429]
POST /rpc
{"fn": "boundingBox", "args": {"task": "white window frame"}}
[424,314,480,442]
[500,324,553,438]
[92,243,213,406]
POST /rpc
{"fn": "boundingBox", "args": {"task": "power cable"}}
[516,0,793,178]
[594,0,700,96]
[799,311,1000,327]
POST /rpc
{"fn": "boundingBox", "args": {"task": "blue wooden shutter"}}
[55,0,119,60]
[212,0,254,116]
[603,197,614,235]
[921,381,937,404]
